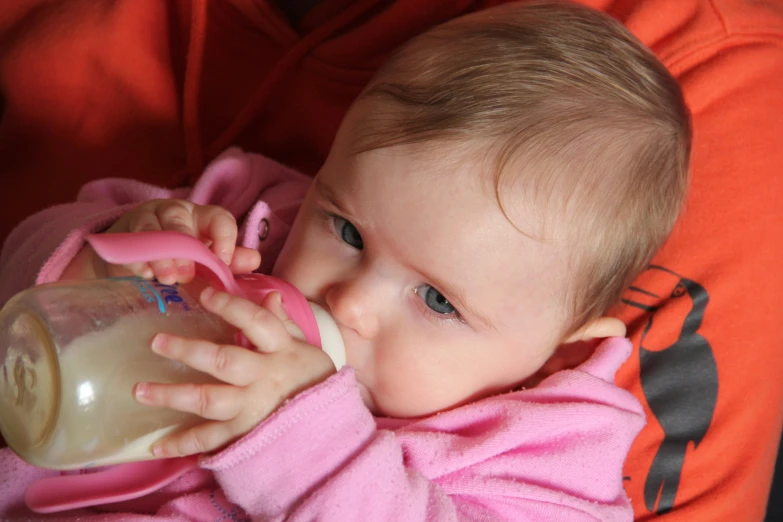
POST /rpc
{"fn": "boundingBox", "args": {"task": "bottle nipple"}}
[307,303,346,370]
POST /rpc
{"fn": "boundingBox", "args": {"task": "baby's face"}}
[273,122,574,418]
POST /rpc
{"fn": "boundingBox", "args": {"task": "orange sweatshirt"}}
[1,1,782,520]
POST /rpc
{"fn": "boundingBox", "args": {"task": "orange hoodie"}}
[1,1,782,520]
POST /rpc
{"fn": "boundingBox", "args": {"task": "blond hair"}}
[352,0,691,335]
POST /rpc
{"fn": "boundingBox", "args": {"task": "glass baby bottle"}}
[0,232,345,470]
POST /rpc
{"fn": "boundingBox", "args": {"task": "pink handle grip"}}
[87,231,245,297]
[87,232,322,349]
[25,456,199,514]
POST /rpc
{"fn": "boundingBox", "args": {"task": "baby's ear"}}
[563,316,626,343]
[522,339,596,387]
[520,318,628,387]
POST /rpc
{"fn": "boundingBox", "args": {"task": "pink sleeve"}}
[205,337,645,521]
[0,194,140,305]
[0,339,641,520]
[0,148,309,306]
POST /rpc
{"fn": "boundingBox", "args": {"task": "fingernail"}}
[201,286,215,301]
[134,382,150,401]
[141,266,154,279]
[151,333,167,353]
[271,292,287,318]
[175,260,193,278]
[157,264,176,284]
[220,249,232,266]
[151,444,165,458]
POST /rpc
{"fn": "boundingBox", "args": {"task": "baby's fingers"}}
[152,420,237,458]
[147,258,194,285]
[134,381,243,421]
[193,205,239,266]
[104,260,153,280]
[199,288,290,353]
[118,199,199,238]
[228,246,261,274]
[150,334,261,386]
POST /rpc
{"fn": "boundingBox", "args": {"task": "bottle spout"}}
[308,303,346,370]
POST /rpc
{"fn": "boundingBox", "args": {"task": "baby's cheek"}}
[368,331,456,417]
[372,360,450,418]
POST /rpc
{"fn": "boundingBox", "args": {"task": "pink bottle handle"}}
[87,232,322,348]
[25,231,272,513]
[25,456,199,513]
[87,231,246,297]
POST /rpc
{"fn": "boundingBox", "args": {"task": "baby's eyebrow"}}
[421,269,496,331]
[315,178,345,213]
[315,177,373,233]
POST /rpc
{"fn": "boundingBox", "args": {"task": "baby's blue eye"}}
[416,285,456,315]
[334,217,363,250]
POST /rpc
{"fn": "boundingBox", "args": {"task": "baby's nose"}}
[324,277,381,340]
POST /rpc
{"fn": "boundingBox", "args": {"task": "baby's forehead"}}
[319,138,579,332]
[349,127,572,232]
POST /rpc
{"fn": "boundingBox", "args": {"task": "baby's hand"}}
[133,288,337,458]
[86,199,259,284]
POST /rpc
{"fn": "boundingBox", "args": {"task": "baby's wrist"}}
[59,244,103,281]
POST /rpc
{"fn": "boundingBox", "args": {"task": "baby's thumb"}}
[262,292,306,343]
[228,247,261,274]
[262,291,288,323]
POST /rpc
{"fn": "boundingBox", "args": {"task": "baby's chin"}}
[357,379,460,419]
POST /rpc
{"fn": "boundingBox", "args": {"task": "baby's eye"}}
[333,216,363,250]
[415,284,456,315]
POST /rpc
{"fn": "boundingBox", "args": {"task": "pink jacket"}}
[0,149,645,521]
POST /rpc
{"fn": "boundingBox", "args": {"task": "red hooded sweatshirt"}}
[1,1,782,520]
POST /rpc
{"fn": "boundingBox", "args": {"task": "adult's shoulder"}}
[612,0,783,73]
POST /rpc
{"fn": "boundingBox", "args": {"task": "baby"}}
[0,1,689,520]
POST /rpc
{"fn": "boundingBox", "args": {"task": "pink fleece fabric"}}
[0,149,645,521]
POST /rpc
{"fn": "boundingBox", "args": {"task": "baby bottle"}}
[0,232,345,471]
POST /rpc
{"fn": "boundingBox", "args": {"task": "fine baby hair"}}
[353,0,691,335]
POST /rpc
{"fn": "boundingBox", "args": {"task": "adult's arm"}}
[614,1,783,519]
